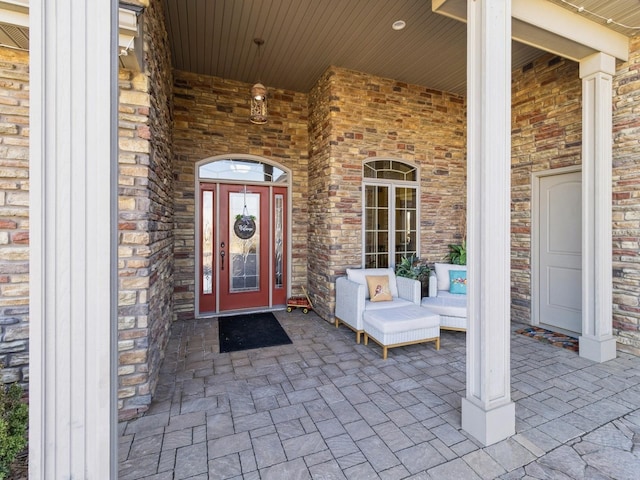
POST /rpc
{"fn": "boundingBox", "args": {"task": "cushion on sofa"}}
[365,297,414,311]
[346,267,399,299]
[449,270,467,294]
[434,263,467,291]
[421,293,467,317]
[366,275,393,302]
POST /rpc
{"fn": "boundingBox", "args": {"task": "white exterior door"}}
[537,170,582,334]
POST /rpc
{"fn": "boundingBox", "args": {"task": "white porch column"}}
[461,0,515,446]
[30,0,117,477]
[579,53,617,363]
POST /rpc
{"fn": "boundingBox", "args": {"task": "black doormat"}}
[515,326,579,352]
[218,312,292,353]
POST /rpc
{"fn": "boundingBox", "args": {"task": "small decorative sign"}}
[234,215,256,239]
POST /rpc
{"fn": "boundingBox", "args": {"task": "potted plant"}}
[395,255,431,297]
[447,240,466,265]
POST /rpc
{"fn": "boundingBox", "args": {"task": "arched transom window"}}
[199,158,288,183]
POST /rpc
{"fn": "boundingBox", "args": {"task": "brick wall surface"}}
[511,50,640,353]
[510,54,582,324]
[117,0,175,419]
[0,47,29,385]
[172,71,309,321]
[613,35,640,354]
[308,66,467,321]
[3,23,640,412]
[307,68,336,321]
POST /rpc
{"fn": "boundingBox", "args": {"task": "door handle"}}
[220,242,225,270]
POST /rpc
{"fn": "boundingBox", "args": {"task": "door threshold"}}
[197,306,286,319]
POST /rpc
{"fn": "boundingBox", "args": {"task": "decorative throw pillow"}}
[449,270,467,295]
[346,268,399,299]
[366,275,393,302]
[435,263,467,291]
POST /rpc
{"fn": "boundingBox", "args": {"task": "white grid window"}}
[363,160,419,268]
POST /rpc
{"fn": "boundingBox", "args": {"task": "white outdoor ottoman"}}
[362,304,440,359]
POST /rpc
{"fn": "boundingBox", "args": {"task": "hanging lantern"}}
[249,38,268,125]
[250,82,268,124]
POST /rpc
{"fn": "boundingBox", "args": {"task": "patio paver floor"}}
[119,310,640,479]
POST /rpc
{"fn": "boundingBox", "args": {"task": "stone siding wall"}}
[612,36,640,354]
[510,54,582,323]
[510,49,640,353]
[117,0,175,419]
[307,69,335,320]
[0,47,29,385]
[4,25,640,415]
[308,66,467,320]
[172,71,309,320]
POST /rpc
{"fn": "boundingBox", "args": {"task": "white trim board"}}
[433,0,629,62]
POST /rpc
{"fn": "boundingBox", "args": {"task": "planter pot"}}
[421,278,429,298]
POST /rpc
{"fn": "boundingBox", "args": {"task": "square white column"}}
[30,0,117,477]
[579,52,617,363]
[461,0,515,446]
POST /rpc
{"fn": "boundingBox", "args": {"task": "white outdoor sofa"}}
[334,267,422,344]
[420,263,467,331]
[335,267,440,358]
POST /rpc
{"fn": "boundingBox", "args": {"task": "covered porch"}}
[26,0,640,476]
[119,310,640,478]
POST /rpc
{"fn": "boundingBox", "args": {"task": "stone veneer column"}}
[30,0,117,476]
[461,0,515,446]
[579,53,617,362]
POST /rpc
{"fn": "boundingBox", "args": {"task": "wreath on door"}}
[234,213,256,239]
[233,187,257,239]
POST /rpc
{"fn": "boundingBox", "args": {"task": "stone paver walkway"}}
[119,310,640,479]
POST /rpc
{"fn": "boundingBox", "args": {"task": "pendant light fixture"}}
[250,38,268,125]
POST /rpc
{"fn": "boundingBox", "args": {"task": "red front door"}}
[199,183,287,313]
[219,184,269,310]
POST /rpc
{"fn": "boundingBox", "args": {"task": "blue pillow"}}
[449,270,467,294]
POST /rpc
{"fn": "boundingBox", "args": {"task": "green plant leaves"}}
[447,240,467,265]
[0,380,28,479]
[395,255,430,280]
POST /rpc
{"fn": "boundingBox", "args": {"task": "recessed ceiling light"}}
[392,20,406,31]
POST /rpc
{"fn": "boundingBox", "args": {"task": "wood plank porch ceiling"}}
[162,0,640,96]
